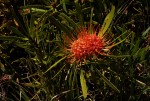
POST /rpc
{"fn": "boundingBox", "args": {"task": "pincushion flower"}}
[63,27,114,63]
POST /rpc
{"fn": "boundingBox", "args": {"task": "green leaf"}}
[142,27,150,38]
[143,86,150,94]
[98,5,115,37]
[20,88,30,101]
[80,70,88,99]
[48,16,71,34]
[59,13,79,30]
[0,36,22,40]
[61,0,67,12]
[90,7,94,33]
[51,64,66,79]
[31,8,48,13]
[0,62,5,72]
[11,26,26,37]
[75,3,84,25]
[106,30,131,49]
[11,8,29,37]
[0,22,8,31]
[135,79,146,87]
[43,56,66,74]
[12,81,29,101]
[96,68,120,93]
[132,38,140,56]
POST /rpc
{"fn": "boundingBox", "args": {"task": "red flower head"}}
[63,27,113,63]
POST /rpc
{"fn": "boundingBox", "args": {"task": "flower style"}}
[63,27,113,63]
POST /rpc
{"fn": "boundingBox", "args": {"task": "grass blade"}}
[48,16,71,34]
[98,5,115,37]
[59,13,79,30]
[43,56,66,74]
[80,70,88,99]
[95,68,120,93]
[11,26,26,37]
[142,27,150,38]
[0,36,22,40]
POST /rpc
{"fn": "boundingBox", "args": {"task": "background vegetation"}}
[0,0,150,100]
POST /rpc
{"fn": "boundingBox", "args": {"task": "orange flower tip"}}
[102,49,110,52]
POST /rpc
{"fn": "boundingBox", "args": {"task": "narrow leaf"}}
[0,36,22,40]
[62,0,67,12]
[59,13,79,30]
[106,31,131,49]
[48,16,71,34]
[11,26,26,37]
[75,3,84,25]
[31,8,48,13]
[80,70,88,99]
[51,64,66,79]
[90,7,94,33]
[96,68,120,93]
[142,27,150,37]
[98,5,115,37]
[20,88,29,101]
[43,56,66,74]
[11,7,29,36]
[143,87,150,94]
[0,62,5,72]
